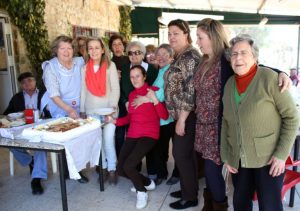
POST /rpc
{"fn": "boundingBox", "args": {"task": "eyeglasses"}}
[128,50,143,56]
[230,50,252,59]
[156,52,170,58]
[146,53,155,58]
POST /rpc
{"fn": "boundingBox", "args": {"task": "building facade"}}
[0,0,121,113]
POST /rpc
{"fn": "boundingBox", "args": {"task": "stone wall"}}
[11,25,32,73]
[2,0,120,75]
[45,0,120,42]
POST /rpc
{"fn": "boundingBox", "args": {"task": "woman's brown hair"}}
[168,19,192,44]
[197,18,229,81]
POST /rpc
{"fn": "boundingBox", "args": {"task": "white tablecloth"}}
[56,128,102,179]
[0,120,102,180]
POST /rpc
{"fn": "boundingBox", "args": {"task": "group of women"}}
[164,18,298,211]
[40,17,299,211]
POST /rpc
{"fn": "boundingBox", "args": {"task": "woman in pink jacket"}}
[115,65,168,209]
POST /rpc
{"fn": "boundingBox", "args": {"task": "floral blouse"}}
[164,46,201,120]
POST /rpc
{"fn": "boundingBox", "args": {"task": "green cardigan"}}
[221,67,299,169]
[120,63,158,104]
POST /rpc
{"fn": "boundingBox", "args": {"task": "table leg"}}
[289,136,299,207]
[58,150,68,211]
[98,150,104,191]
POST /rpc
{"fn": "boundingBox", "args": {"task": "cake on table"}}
[22,117,101,142]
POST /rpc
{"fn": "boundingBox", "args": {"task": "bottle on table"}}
[24,104,34,124]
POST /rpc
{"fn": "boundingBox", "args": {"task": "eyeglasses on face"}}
[230,50,252,59]
[128,50,143,56]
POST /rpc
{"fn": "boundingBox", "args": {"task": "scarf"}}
[235,64,257,95]
[85,59,107,96]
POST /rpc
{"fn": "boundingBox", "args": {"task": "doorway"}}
[0,14,17,114]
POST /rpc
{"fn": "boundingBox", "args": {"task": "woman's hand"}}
[132,95,149,108]
[224,163,238,174]
[175,111,190,136]
[268,156,285,177]
[105,115,114,124]
[278,72,292,93]
[66,107,79,119]
[175,119,185,136]
[51,96,79,119]
[146,89,159,105]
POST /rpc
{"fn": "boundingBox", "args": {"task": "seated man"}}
[3,72,49,195]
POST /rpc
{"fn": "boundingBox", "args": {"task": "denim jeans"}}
[11,149,47,179]
[101,123,117,171]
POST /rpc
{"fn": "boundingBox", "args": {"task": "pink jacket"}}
[116,83,169,140]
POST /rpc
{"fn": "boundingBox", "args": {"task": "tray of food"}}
[0,117,29,139]
[21,117,101,142]
[0,114,26,128]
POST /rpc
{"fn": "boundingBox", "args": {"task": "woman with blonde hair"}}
[80,37,120,185]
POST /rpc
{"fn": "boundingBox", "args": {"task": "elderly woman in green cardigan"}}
[221,34,299,211]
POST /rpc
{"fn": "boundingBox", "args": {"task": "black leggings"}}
[117,137,156,192]
[146,122,179,178]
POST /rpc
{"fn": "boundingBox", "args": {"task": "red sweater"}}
[116,83,169,140]
[235,64,257,95]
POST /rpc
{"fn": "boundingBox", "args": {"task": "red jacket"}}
[116,83,169,140]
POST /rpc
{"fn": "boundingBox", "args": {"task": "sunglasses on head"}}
[128,50,143,56]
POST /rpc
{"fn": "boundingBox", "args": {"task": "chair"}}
[253,155,300,201]
[285,155,300,168]
[281,169,300,198]
[9,152,58,176]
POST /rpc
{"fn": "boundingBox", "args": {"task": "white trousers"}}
[101,123,117,171]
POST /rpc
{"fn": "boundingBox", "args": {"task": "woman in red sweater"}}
[114,65,169,209]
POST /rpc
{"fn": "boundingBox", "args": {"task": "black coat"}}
[3,89,51,118]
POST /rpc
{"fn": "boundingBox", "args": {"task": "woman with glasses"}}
[120,41,158,177]
[221,34,298,211]
[145,44,158,68]
[194,18,292,211]
[120,41,158,111]
[74,36,88,62]
[164,19,201,210]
